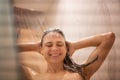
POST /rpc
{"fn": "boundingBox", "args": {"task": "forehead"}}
[43,32,65,42]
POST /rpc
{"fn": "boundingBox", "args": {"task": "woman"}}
[17,29,115,80]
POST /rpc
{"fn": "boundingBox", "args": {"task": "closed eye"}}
[57,42,64,47]
[45,42,52,47]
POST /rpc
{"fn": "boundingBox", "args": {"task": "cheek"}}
[63,47,67,52]
[61,47,67,55]
[63,46,68,52]
[40,47,49,55]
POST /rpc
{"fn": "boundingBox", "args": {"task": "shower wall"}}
[55,1,120,80]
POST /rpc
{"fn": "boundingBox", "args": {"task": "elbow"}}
[107,32,115,42]
[103,32,116,45]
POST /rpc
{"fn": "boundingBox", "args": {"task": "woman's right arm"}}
[16,42,41,52]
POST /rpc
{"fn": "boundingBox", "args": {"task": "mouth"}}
[49,53,61,57]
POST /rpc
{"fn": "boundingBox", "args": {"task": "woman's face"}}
[40,32,67,64]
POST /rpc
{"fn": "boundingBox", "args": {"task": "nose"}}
[51,46,59,52]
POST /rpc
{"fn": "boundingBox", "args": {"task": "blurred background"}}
[0,0,19,80]
[0,0,120,80]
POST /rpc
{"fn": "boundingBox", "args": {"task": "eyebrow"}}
[44,41,64,44]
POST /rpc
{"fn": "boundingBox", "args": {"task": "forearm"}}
[73,32,115,50]
[16,42,40,52]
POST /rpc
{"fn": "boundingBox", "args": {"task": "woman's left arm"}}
[68,32,115,79]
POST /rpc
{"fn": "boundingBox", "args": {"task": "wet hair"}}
[40,28,98,80]
[40,29,65,46]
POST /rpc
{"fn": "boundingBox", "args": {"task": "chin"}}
[49,59,64,64]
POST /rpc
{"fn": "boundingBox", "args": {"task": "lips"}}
[49,53,61,57]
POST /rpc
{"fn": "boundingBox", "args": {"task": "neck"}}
[47,62,65,73]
